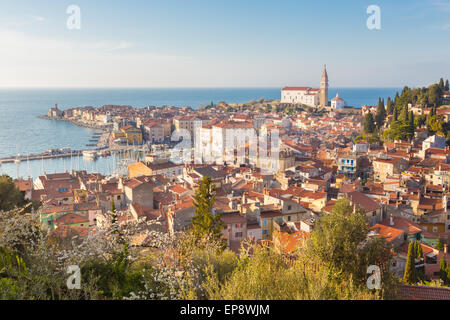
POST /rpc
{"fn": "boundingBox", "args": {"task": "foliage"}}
[305,198,392,284]
[364,113,376,134]
[435,238,444,251]
[440,257,449,286]
[202,243,382,300]
[380,79,449,143]
[191,176,224,242]
[403,242,417,284]
[0,197,413,300]
[375,98,386,128]
[0,175,25,211]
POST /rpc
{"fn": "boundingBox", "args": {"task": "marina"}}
[0,146,148,179]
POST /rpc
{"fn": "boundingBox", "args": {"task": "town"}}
[2,70,450,300]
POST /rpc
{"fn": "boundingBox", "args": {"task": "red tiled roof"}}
[55,213,89,226]
[282,86,311,91]
[396,284,450,300]
[379,217,422,235]
[370,223,404,243]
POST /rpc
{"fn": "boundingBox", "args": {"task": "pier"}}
[0,145,138,164]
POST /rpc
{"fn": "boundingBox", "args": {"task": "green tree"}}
[439,78,445,91]
[435,238,444,251]
[400,105,409,124]
[426,115,445,136]
[393,105,398,122]
[386,98,394,115]
[111,199,117,223]
[364,112,376,134]
[306,198,391,281]
[440,256,447,284]
[428,84,441,107]
[191,176,224,242]
[416,241,423,260]
[415,114,427,128]
[403,242,417,284]
[445,79,449,91]
[375,99,387,128]
[0,175,25,211]
[408,111,415,136]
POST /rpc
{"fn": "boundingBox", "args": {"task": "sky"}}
[0,0,448,88]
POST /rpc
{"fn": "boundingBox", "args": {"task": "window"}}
[235,232,243,238]
[287,205,292,211]
[372,211,377,217]
[263,220,268,227]
[235,223,242,228]
[287,216,291,222]
[433,226,438,233]
[262,229,269,235]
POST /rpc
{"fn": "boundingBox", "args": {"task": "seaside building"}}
[120,125,143,144]
[47,104,63,118]
[280,66,329,107]
[331,93,346,109]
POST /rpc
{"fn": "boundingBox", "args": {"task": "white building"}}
[280,87,320,106]
[280,66,329,107]
[353,143,369,154]
[422,135,446,151]
[331,93,346,109]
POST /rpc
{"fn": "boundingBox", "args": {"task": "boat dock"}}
[0,146,136,164]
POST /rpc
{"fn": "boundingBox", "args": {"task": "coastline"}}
[37,115,111,131]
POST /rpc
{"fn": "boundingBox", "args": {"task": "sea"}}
[0,87,400,179]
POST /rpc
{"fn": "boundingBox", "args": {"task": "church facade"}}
[280,66,329,107]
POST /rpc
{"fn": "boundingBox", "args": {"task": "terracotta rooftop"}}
[396,284,450,300]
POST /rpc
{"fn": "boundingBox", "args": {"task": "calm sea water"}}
[0,87,399,179]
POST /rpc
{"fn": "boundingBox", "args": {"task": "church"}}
[280,66,328,107]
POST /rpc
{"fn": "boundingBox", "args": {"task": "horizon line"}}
[0,86,403,90]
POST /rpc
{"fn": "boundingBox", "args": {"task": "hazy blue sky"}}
[0,0,448,88]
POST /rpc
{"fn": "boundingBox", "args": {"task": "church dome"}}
[332,93,344,101]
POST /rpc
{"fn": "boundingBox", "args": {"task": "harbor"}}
[0,144,143,164]
[0,144,150,179]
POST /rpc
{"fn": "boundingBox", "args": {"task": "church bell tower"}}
[320,65,328,107]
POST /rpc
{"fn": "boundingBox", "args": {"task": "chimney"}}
[444,244,448,254]
[390,214,394,226]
